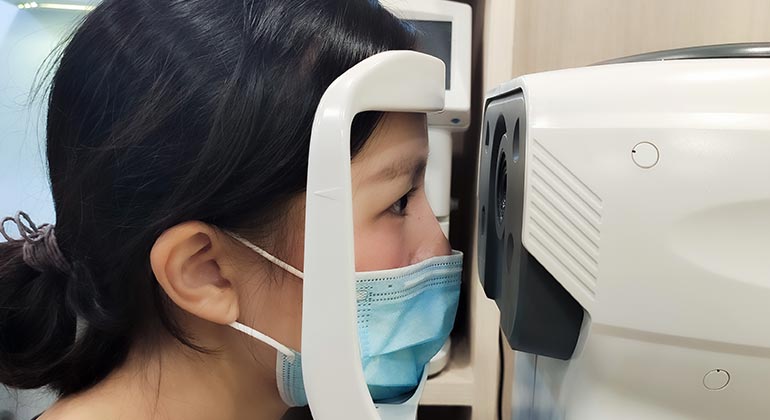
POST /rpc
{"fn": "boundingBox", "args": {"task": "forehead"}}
[352,113,428,165]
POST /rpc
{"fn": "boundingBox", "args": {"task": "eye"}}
[389,188,416,217]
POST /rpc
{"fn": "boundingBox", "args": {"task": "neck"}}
[46,335,287,420]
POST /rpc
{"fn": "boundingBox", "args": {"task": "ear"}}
[150,221,239,325]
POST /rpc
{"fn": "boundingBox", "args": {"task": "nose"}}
[410,194,452,264]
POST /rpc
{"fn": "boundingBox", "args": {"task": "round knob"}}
[703,369,730,391]
[632,141,660,168]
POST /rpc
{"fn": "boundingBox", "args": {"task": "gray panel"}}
[407,20,452,90]
[598,42,770,65]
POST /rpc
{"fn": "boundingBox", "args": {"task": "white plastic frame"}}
[302,51,445,420]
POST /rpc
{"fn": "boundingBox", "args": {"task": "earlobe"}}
[150,222,239,325]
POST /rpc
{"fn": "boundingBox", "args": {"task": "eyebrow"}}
[371,155,428,184]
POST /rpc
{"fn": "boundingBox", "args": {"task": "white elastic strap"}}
[225,230,305,279]
[229,321,296,362]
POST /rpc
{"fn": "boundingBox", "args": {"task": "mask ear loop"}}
[222,230,301,362]
[229,321,296,362]
[224,231,304,279]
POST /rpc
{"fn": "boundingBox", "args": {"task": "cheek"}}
[236,272,304,350]
[354,222,411,271]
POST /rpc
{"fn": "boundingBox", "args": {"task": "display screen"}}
[407,20,452,90]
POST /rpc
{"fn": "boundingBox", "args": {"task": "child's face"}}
[350,112,451,271]
[233,112,451,354]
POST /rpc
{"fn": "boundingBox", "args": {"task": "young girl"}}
[0,1,461,419]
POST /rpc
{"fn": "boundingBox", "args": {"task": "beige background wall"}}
[484,0,770,90]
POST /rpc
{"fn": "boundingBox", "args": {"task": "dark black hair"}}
[0,0,415,397]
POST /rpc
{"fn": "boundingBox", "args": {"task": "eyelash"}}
[389,187,418,217]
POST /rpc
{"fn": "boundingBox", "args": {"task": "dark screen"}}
[407,20,452,90]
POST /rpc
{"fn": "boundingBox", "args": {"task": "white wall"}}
[0,4,86,419]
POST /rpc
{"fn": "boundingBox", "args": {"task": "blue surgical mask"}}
[225,231,462,406]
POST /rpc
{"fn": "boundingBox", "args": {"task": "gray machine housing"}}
[477,91,584,360]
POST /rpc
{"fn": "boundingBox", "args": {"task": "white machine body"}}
[381,0,472,130]
[483,58,770,419]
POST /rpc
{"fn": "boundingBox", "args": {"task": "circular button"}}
[632,142,660,168]
[703,369,730,390]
